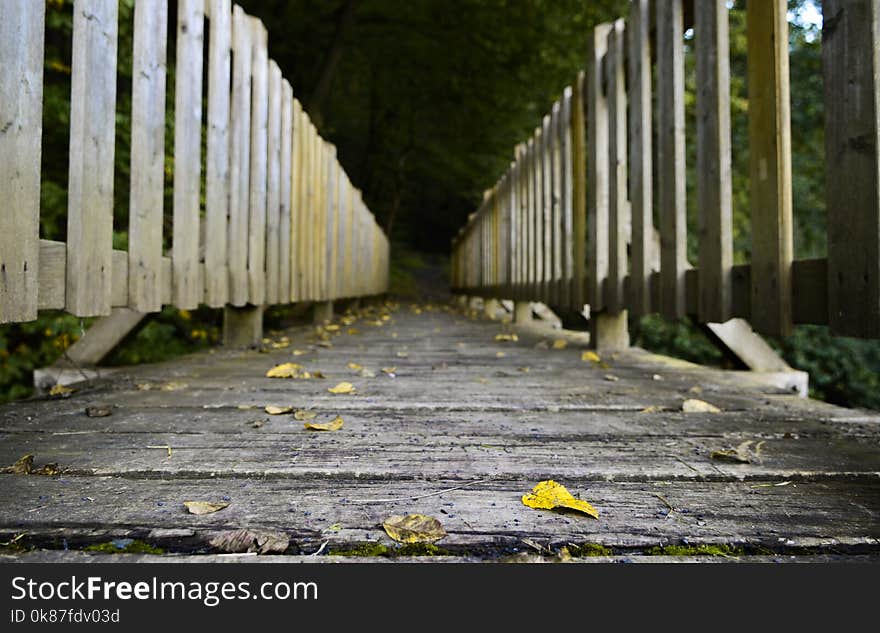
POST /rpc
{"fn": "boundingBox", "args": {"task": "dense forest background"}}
[1,0,879,409]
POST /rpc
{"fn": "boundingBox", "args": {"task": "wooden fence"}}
[450,0,880,342]
[0,0,389,327]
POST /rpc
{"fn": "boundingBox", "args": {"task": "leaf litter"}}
[183,501,229,515]
[304,416,344,432]
[521,480,599,519]
[382,514,447,543]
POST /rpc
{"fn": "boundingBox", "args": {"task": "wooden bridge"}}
[1,0,879,562]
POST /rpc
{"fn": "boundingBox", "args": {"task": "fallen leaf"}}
[294,409,317,420]
[640,405,663,413]
[209,529,288,554]
[317,341,333,348]
[521,480,599,519]
[324,324,341,332]
[347,362,363,371]
[496,351,506,358]
[265,405,293,415]
[136,383,153,391]
[270,340,290,349]
[347,328,360,335]
[652,374,664,381]
[310,370,327,379]
[552,339,568,350]
[304,416,344,432]
[6,454,34,474]
[292,349,306,356]
[382,514,447,543]
[266,362,304,378]
[604,374,619,382]
[328,382,356,395]
[85,406,112,418]
[682,398,721,413]
[184,501,229,515]
[581,351,601,363]
[710,449,751,464]
[250,419,266,428]
[518,366,530,373]
[161,381,188,391]
[49,384,74,397]
[396,351,409,358]
[494,333,518,342]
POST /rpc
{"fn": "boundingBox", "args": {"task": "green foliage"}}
[633,316,724,367]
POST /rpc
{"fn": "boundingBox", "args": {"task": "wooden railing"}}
[450,0,880,344]
[0,0,389,326]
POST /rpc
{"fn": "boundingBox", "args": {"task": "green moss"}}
[646,544,745,557]
[84,540,164,555]
[395,543,451,557]
[567,543,613,557]
[327,541,451,558]
[327,542,392,557]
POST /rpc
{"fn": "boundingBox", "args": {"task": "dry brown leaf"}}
[294,409,317,421]
[521,480,599,519]
[328,382,356,395]
[382,514,447,543]
[304,416,344,432]
[6,454,34,474]
[184,501,229,515]
[266,362,304,378]
[265,405,293,415]
[209,529,288,554]
[682,398,721,413]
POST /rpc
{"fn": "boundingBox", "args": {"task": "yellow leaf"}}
[161,381,188,391]
[640,405,663,413]
[382,514,447,543]
[494,333,518,342]
[396,351,408,358]
[328,382,356,395]
[49,384,74,396]
[710,449,750,464]
[7,454,34,474]
[552,339,568,350]
[266,362,304,378]
[347,328,360,335]
[184,501,229,515]
[292,349,306,356]
[496,351,506,358]
[581,351,601,363]
[265,405,293,415]
[324,324,341,332]
[521,480,599,519]
[518,366,530,373]
[347,362,363,371]
[294,409,317,420]
[271,340,290,349]
[304,416,343,432]
[682,398,721,413]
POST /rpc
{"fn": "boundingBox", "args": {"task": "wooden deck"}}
[1,302,879,562]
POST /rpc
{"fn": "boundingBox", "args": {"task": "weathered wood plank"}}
[278,81,293,305]
[747,0,793,337]
[559,88,573,309]
[172,0,205,310]
[823,0,880,338]
[541,114,553,303]
[657,0,687,320]
[66,0,118,317]
[696,0,733,323]
[204,0,232,308]
[607,20,628,314]
[571,72,587,311]
[289,99,302,301]
[0,0,45,324]
[325,146,338,300]
[265,60,282,305]
[248,17,268,306]
[228,5,252,307]
[587,23,612,311]
[628,0,653,318]
[128,0,168,314]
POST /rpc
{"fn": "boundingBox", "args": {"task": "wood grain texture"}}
[747,0,793,337]
[571,72,587,311]
[607,20,628,314]
[228,6,251,307]
[628,0,653,318]
[279,80,293,305]
[66,0,118,317]
[204,0,232,308]
[823,0,880,338]
[559,88,573,308]
[247,17,268,306]
[172,0,205,310]
[265,60,282,305]
[289,99,302,301]
[0,0,45,323]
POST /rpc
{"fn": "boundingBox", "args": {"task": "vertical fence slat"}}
[248,17,268,306]
[289,99,302,301]
[325,146,338,300]
[336,170,348,298]
[0,1,45,323]
[265,60,282,305]
[747,0,793,336]
[572,72,587,311]
[657,0,687,320]
[550,103,563,306]
[279,80,293,305]
[128,0,167,313]
[66,0,118,317]
[587,23,612,312]
[228,5,251,307]
[541,121,552,302]
[696,0,733,324]
[205,0,231,308]
[607,19,628,314]
[823,0,880,338]
[172,0,204,310]
[559,87,573,309]
[628,0,653,318]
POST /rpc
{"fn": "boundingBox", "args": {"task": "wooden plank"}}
[335,170,348,298]
[325,145,338,300]
[228,5,251,307]
[204,0,231,308]
[66,0,118,317]
[248,17,268,306]
[172,0,204,310]
[559,88,573,308]
[587,23,612,311]
[541,116,552,303]
[0,0,45,324]
[607,19,628,314]
[265,60,282,305]
[572,72,587,310]
[63,308,147,366]
[823,0,880,338]
[696,0,733,324]
[747,0,793,337]
[627,0,653,318]
[279,80,293,305]
[289,99,302,301]
[549,102,562,306]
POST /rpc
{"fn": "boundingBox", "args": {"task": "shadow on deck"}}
[1,301,878,563]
